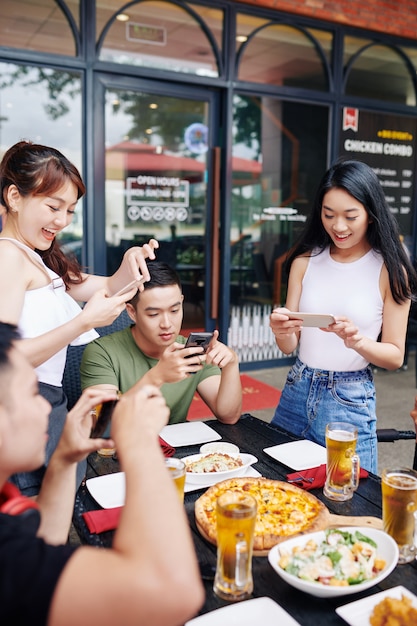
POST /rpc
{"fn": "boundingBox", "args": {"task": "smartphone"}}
[112,276,144,297]
[286,312,336,327]
[90,398,119,438]
[184,332,214,357]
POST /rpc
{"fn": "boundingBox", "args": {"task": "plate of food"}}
[268,527,398,598]
[263,440,327,470]
[181,452,258,486]
[335,585,417,626]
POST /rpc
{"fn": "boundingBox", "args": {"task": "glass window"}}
[97,0,222,77]
[237,23,329,90]
[229,94,329,363]
[345,43,416,106]
[0,0,78,56]
[104,87,211,329]
[0,62,83,255]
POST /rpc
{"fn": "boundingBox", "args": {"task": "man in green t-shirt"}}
[80,261,242,424]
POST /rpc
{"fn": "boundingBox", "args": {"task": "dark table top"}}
[73,414,417,625]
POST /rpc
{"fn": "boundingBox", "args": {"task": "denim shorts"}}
[271,357,377,473]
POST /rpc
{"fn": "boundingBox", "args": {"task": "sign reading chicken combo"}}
[340,108,417,242]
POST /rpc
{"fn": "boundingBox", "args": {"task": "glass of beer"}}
[165,458,186,502]
[382,467,417,564]
[323,421,360,501]
[213,491,257,601]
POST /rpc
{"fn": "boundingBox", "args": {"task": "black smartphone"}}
[90,398,119,438]
[184,332,214,357]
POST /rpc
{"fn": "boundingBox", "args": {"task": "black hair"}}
[285,159,417,304]
[128,260,182,307]
[0,322,20,371]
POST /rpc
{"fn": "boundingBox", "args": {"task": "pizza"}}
[194,476,329,554]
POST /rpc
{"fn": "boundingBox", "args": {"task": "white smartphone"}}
[112,277,144,297]
[286,312,336,327]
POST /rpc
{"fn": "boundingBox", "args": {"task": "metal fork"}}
[287,472,314,484]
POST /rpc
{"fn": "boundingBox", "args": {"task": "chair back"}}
[62,309,131,410]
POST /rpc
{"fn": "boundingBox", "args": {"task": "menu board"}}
[339,108,417,244]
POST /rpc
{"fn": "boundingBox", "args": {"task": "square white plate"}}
[185,596,300,626]
[263,439,326,470]
[336,585,417,626]
[86,466,263,508]
[160,422,222,447]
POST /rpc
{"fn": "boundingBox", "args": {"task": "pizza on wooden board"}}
[195,476,329,554]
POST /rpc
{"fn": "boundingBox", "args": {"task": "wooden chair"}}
[62,309,131,410]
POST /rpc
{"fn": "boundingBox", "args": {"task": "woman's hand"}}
[120,239,159,288]
[269,307,303,338]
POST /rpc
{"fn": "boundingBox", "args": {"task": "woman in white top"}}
[270,160,417,473]
[0,141,158,494]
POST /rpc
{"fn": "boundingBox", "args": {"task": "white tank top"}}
[0,238,98,386]
[298,246,384,371]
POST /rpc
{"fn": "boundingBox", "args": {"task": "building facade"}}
[1,0,417,367]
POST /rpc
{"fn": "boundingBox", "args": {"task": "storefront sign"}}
[125,175,190,224]
[339,108,417,239]
[126,22,166,46]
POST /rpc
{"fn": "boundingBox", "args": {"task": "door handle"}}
[210,146,221,319]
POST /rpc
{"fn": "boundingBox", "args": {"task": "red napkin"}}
[286,464,368,490]
[82,506,122,533]
[159,436,175,457]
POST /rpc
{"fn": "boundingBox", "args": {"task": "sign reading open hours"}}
[340,108,417,239]
[125,175,190,224]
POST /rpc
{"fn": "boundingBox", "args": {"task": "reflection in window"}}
[97,0,221,76]
[345,44,416,106]
[0,0,78,55]
[231,94,328,308]
[237,23,328,90]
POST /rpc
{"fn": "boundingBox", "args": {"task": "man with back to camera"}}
[80,260,242,424]
[0,321,204,626]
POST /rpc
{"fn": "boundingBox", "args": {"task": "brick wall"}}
[236,0,417,40]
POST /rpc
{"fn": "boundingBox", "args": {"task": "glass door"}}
[103,80,217,331]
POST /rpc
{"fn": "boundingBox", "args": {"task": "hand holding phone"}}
[286,312,336,327]
[184,332,214,357]
[112,276,144,297]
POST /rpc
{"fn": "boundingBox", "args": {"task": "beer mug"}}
[165,458,186,503]
[382,467,417,564]
[323,422,360,501]
[213,491,257,601]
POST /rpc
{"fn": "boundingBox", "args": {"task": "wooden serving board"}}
[326,513,382,530]
[196,515,382,557]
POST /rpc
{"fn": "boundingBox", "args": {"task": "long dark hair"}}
[0,141,86,288]
[286,159,417,304]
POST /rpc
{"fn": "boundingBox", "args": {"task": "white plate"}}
[160,422,222,447]
[184,596,300,626]
[268,527,399,598]
[336,585,417,626]
[86,466,263,508]
[182,453,258,486]
[263,440,326,470]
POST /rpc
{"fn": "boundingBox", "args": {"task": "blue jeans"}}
[271,357,378,473]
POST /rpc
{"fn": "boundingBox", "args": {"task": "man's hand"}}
[54,388,119,464]
[204,330,238,369]
[111,385,170,456]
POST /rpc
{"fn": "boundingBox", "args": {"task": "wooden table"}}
[73,414,417,625]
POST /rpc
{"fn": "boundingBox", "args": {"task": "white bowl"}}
[199,441,240,457]
[268,526,399,598]
[181,452,258,486]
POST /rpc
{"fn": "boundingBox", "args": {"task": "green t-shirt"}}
[80,326,220,423]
